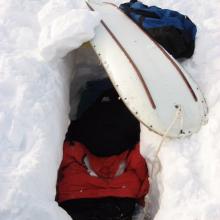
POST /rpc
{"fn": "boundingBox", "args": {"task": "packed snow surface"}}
[0,0,220,220]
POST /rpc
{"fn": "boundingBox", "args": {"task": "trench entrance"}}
[57,44,158,220]
[69,44,108,120]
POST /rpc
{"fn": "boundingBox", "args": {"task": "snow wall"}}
[1,0,220,220]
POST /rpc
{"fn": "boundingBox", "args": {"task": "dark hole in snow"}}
[55,45,157,220]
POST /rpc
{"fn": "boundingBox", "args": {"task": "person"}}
[56,83,150,220]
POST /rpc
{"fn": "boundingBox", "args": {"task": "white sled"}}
[86,1,208,138]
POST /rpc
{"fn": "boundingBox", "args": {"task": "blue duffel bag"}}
[119,0,197,58]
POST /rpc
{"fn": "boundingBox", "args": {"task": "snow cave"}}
[54,3,202,218]
[57,43,154,220]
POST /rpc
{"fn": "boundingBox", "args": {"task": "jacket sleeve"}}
[128,144,150,206]
[57,142,85,181]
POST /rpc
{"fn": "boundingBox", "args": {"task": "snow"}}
[0,0,219,220]
[38,0,100,61]
[0,1,99,219]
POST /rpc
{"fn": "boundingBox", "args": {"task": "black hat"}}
[66,87,140,157]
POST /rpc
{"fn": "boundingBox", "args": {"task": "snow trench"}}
[1,0,220,220]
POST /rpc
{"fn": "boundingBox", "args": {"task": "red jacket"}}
[57,142,149,205]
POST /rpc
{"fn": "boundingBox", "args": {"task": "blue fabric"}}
[77,78,113,118]
[120,1,197,40]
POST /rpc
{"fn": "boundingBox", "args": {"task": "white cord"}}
[150,105,183,178]
[144,106,183,219]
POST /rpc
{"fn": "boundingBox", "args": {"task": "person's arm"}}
[57,142,85,181]
[128,144,150,206]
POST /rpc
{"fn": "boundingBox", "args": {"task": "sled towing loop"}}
[151,105,184,177]
[144,105,184,218]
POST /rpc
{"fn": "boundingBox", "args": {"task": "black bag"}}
[119,0,197,58]
[59,197,135,220]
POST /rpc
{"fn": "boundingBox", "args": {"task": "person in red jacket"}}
[57,141,149,220]
[57,86,150,220]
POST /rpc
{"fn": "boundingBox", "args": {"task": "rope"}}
[144,105,183,219]
[150,105,183,177]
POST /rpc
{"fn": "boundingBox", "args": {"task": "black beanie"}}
[66,88,140,157]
